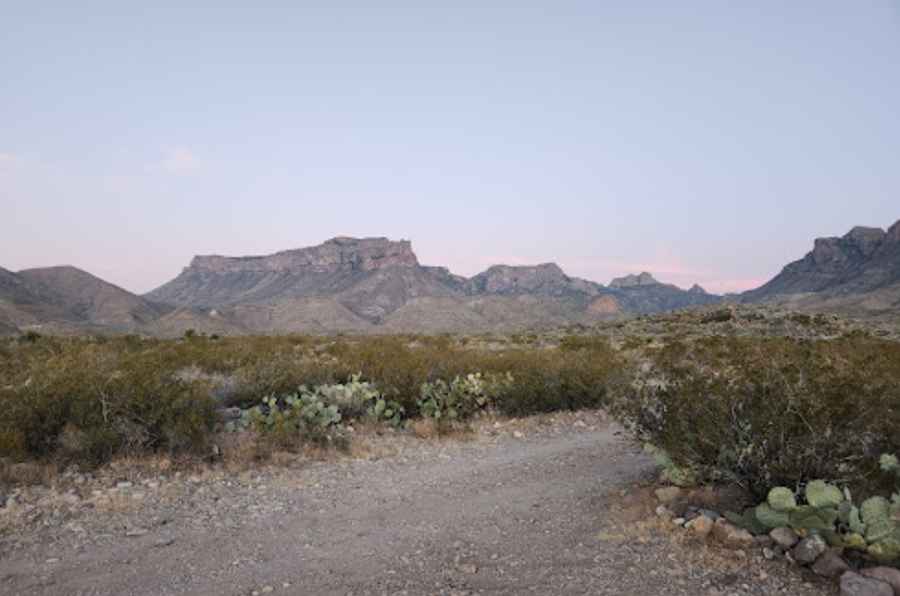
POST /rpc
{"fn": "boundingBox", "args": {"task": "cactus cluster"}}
[727,454,900,562]
[418,372,514,422]
[227,391,342,436]
[226,374,410,436]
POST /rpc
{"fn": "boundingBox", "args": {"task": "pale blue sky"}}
[2,1,898,294]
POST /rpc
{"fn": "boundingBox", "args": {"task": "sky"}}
[2,1,899,295]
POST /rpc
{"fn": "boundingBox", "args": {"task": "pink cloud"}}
[159,147,201,174]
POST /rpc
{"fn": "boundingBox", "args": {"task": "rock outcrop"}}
[743,219,900,303]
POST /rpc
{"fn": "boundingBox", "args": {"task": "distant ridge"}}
[19,221,897,337]
[742,219,900,317]
[140,237,719,334]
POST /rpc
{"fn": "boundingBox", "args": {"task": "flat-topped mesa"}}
[189,237,419,274]
[609,272,660,289]
[467,263,573,295]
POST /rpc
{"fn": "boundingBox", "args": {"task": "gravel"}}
[0,411,835,595]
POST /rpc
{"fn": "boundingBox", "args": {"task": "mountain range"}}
[1,219,897,336]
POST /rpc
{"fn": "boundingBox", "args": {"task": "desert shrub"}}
[0,345,216,466]
[615,336,900,497]
[483,348,620,417]
[0,331,622,469]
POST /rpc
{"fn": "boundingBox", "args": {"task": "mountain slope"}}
[743,219,900,306]
[17,266,165,329]
[145,237,720,333]
[0,266,73,326]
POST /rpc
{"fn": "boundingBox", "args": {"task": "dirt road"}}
[0,414,830,595]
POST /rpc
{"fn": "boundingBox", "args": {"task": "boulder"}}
[861,567,900,596]
[841,571,894,596]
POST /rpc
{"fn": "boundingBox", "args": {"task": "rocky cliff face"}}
[0,236,724,337]
[144,238,721,332]
[609,272,660,288]
[743,219,900,302]
[188,237,419,274]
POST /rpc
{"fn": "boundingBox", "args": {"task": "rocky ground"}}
[0,411,834,595]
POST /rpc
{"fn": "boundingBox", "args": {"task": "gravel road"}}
[0,413,832,595]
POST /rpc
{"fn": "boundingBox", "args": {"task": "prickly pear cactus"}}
[767,487,797,512]
[789,505,839,531]
[861,496,895,543]
[755,503,791,529]
[849,505,867,535]
[805,480,843,509]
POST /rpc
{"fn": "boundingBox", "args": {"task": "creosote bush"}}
[0,333,621,468]
[615,336,900,498]
[0,343,216,466]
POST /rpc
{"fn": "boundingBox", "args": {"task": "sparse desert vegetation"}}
[3,306,900,594]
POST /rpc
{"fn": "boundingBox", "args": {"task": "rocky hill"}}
[143,237,718,334]
[1,237,724,336]
[742,219,900,317]
[0,265,165,334]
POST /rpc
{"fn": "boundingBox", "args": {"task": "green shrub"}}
[615,336,900,497]
[0,344,216,466]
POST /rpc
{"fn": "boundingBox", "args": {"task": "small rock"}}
[861,567,900,596]
[125,528,148,537]
[260,587,274,594]
[812,548,850,578]
[841,571,893,596]
[672,517,686,527]
[791,534,827,565]
[686,515,714,537]
[769,527,799,549]
[656,505,674,520]
[458,563,479,574]
[762,547,777,560]
[512,431,524,439]
[696,508,721,521]
[115,481,133,490]
[573,420,587,428]
[153,537,175,548]
[655,487,683,504]
[711,519,755,549]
